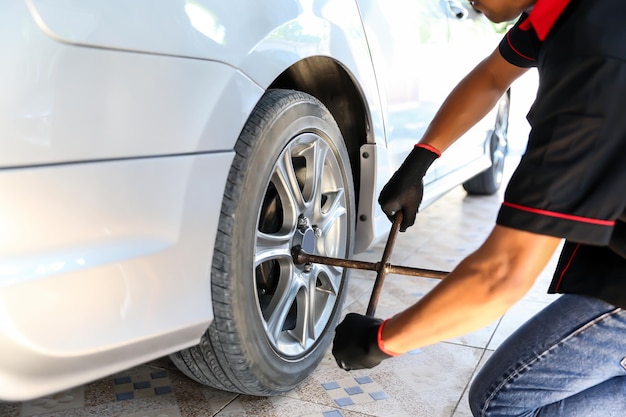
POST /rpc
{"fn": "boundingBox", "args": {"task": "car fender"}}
[26,0,386,246]
[27,0,383,135]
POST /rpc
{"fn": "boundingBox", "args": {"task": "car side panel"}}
[16,0,386,207]
[1,2,262,167]
[0,153,232,401]
[27,0,383,125]
[27,0,299,65]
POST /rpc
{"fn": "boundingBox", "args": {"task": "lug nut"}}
[313,226,322,238]
[303,263,313,273]
[297,216,311,231]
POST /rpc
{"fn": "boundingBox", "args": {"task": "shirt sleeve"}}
[498,13,541,68]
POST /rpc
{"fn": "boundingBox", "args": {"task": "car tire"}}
[171,89,355,396]
[463,91,510,195]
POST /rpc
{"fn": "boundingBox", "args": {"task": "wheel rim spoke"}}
[308,141,329,212]
[289,285,310,348]
[263,267,300,341]
[273,145,306,213]
[316,264,341,296]
[318,189,346,233]
[255,230,292,266]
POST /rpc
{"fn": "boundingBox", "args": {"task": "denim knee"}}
[467,374,524,417]
[468,377,486,417]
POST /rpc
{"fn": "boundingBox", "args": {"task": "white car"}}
[0,0,509,401]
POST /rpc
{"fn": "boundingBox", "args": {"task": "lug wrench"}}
[292,212,449,317]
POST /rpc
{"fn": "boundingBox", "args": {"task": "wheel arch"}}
[269,56,370,218]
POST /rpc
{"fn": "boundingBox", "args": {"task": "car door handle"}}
[446,0,469,19]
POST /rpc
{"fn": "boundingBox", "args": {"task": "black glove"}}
[332,313,396,371]
[378,145,440,231]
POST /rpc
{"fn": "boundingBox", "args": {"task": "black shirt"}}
[496,0,626,308]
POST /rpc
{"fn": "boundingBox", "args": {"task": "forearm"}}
[381,226,561,353]
[419,49,528,153]
[382,261,520,352]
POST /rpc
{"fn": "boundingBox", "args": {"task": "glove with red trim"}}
[332,313,399,371]
[378,144,440,231]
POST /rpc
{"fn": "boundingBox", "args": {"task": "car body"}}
[0,0,509,401]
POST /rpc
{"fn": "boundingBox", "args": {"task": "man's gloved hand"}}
[332,313,399,371]
[378,144,440,232]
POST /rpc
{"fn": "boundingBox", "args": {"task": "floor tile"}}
[215,394,373,417]
[120,406,182,417]
[20,387,85,417]
[487,299,554,351]
[452,350,494,417]
[285,341,483,417]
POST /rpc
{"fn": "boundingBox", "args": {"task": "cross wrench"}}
[292,212,449,317]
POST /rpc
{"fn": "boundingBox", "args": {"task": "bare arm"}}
[382,226,561,353]
[420,48,529,152]
[378,47,529,231]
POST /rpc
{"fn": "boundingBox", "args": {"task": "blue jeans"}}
[468,294,626,416]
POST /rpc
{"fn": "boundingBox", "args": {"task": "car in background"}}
[0,0,509,401]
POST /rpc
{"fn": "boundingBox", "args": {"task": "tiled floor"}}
[1,151,566,417]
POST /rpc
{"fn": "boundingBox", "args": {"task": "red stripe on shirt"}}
[554,243,581,292]
[502,202,615,226]
[505,31,535,62]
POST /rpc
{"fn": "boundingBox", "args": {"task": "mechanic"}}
[332,0,626,415]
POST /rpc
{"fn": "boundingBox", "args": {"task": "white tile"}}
[487,299,553,350]
[120,406,182,417]
[291,342,483,417]
[20,387,85,417]
[452,350,494,417]
[444,318,500,350]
